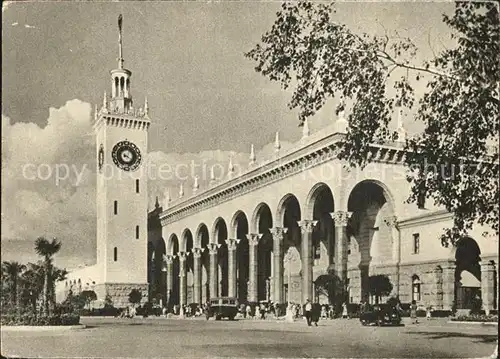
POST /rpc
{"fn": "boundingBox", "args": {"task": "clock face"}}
[112,140,142,171]
[98,144,104,172]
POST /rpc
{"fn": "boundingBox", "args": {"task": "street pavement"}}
[1,316,497,358]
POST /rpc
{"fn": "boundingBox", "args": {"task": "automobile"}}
[359,305,402,326]
[206,297,239,320]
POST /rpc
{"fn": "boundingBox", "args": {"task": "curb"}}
[1,324,87,332]
[447,321,498,326]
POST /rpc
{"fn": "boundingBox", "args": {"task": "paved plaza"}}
[1,317,497,358]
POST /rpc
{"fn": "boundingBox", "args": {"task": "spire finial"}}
[179,183,184,198]
[193,176,199,192]
[227,155,235,178]
[144,97,149,117]
[274,131,281,154]
[334,101,348,134]
[397,107,407,143]
[102,91,108,113]
[94,104,98,121]
[302,118,310,139]
[163,188,171,208]
[249,144,256,166]
[209,166,216,185]
[155,196,160,209]
[118,14,124,69]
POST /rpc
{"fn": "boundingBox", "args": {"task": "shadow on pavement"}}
[407,331,498,344]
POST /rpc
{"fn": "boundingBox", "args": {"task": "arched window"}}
[114,77,119,97]
[412,275,421,302]
[114,247,118,262]
[136,179,140,193]
[136,225,140,239]
[114,200,118,215]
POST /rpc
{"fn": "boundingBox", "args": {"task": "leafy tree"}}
[128,289,142,307]
[368,275,393,304]
[34,237,62,315]
[1,261,26,308]
[246,1,499,246]
[104,293,114,308]
[80,290,98,310]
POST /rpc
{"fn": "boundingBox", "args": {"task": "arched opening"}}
[196,224,210,303]
[309,184,335,269]
[114,77,119,97]
[149,238,166,304]
[256,205,273,302]
[182,229,194,304]
[412,275,421,302]
[169,235,180,306]
[347,180,395,304]
[278,194,301,304]
[214,218,228,297]
[455,237,481,310]
[233,211,249,302]
[120,77,125,96]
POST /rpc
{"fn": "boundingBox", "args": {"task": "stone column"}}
[480,261,496,315]
[164,254,174,306]
[207,243,220,299]
[226,238,240,298]
[247,233,262,303]
[192,247,202,305]
[298,220,317,304]
[331,211,352,297]
[270,227,287,304]
[384,216,400,296]
[178,252,187,306]
[441,261,456,311]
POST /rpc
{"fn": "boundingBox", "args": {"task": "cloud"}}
[1,100,295,268]
[11,22,18,26]
[24,24,37,29]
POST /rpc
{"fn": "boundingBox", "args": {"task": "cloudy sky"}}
[1,1,454,269]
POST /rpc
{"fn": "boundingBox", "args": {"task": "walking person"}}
[342,302,349,319]
[304,299,313,326]
[410,300,418,324]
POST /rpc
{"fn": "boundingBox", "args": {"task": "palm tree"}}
[1,261,26,309]
[20,262,45,314]
[34,237,61,316]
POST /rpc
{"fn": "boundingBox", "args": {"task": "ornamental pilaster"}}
[226,239,240,297]
[270,227,288,303]
[247,233,263,302]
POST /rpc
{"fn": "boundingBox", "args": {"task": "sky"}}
[1,1,455,269]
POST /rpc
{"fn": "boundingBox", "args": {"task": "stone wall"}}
[94,283,149,308]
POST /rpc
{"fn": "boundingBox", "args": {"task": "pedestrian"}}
[311,303,321,326]
[304,299,313,326]
[246,304,252,319]
[426,305,432,320]
[410,300,418,324]
[321,305,327,319]
[342,302,349,319]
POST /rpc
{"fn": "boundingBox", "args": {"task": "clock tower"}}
[93,15,149,307]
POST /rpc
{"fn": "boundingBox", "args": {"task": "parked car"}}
[206,297,239,320]
[360,305,402,326]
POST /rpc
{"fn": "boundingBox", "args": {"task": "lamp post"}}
[161,265,167,308]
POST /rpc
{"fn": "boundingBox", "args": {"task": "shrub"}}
[451,314,498,323]
[0,313,80,326]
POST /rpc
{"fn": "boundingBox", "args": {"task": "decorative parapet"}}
[159,131,407,227]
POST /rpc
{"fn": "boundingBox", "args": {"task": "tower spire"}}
[118,14,124,69]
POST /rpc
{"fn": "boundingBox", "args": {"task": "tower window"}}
[136,179,140,193]
[114,247,118,262]
[412,233,420,254]
[114,200,118,215]
[136,225,139,239]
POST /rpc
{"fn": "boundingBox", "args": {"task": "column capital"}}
[270,227,288,239]
[226,238,240,250]
[383,216,399,228]
[297,220,318,233]
[480,261,495,271]
[207,243,221,254]
[192,247,203,259]
[163,254,174,265]
[178,251,188,262]
[247,233,263,246]
[330,211,352,226]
